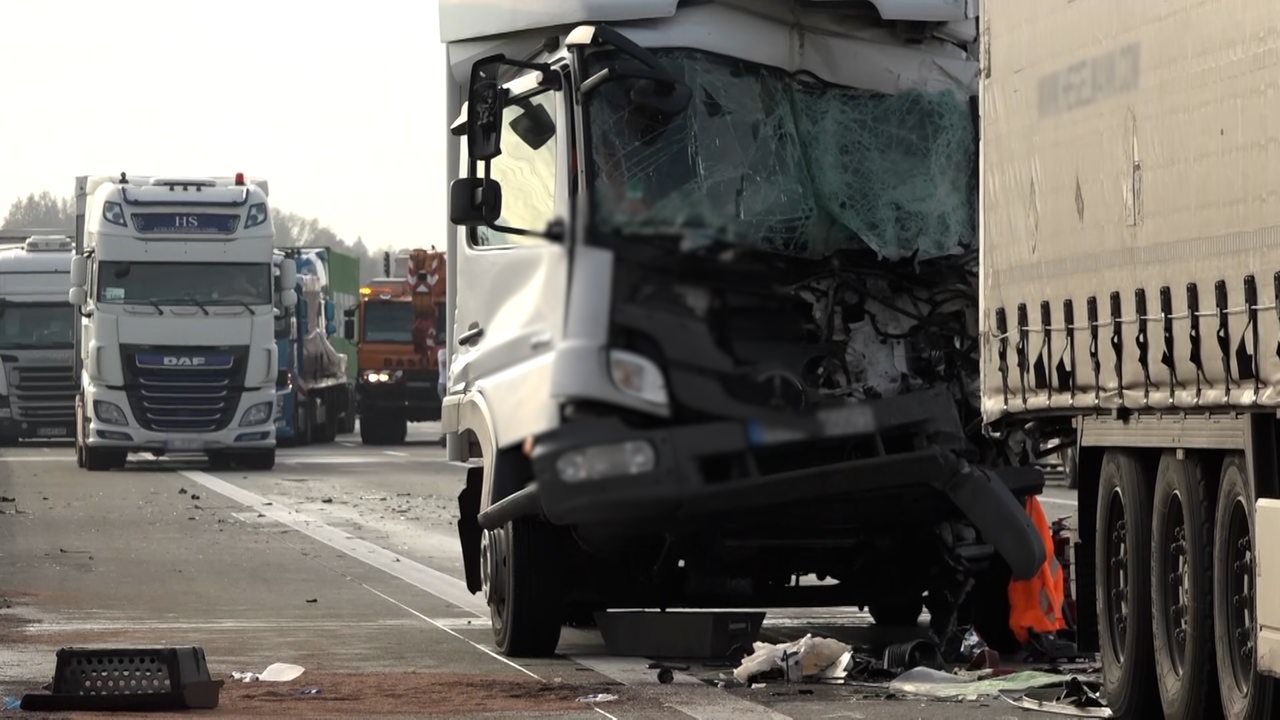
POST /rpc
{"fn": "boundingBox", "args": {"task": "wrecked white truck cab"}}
[441,0,1046,658]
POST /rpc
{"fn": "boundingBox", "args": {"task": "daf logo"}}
[163,356,207,367]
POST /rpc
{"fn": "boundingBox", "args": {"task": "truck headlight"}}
[245,202,269,229]
[555,440,657,483]
[103,202,126,227]
[93,400,128,425]
[608,349,668,406]
[240,401,274,427]
[361,369,403,383]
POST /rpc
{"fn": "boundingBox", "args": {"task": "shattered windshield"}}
[584,49,976,261]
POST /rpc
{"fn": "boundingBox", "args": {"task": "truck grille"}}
[120,345,249,433]
[7,365,76,422]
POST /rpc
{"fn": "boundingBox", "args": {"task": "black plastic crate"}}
[21,645,223,711]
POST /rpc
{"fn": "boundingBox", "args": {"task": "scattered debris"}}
[882,639,944,672]
[230,663,306,683]
[321,497,334,504]
[733,634,852,684]
[305,598,318,604]
[178,488,188,495]
[575,692,618,703]
[298,687,322,695]
[888,666,1079,700]
[191,493,201,500]
[0,495,15,502]
[998,677,1112,717]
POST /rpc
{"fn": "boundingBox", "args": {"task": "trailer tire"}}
[1096,449,1159,719]
[1213,453,1277,720]
[484,516,565,657]
[1150,451,1220,720]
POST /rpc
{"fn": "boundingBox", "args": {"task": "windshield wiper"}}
[237,301,256,315]
[147,300,165,315]
[150,297,210,315]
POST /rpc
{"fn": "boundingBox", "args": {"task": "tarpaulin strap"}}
[1008,495,1067,645]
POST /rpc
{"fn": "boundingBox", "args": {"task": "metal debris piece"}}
[997,677,1112,717]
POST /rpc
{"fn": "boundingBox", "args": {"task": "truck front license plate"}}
[36,426,67,437]
[166,438,202,451]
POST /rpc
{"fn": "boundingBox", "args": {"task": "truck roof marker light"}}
[360,287,372,295]
[235,172,245,186]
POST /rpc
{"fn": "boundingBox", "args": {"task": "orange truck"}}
[342,248,446,444]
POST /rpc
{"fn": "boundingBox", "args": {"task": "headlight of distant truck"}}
[103,202,127,227]
[245,202,269,229]
[608,349,669,406]
[361,369,403,384]
[240,402,274,427]
[93,400,128,425]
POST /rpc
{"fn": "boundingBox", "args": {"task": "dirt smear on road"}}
[3,672,623,718]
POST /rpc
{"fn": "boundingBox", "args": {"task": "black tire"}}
[74,394,86,468]
[83,447,113,471]
[389,415,408,445]
[207,452,233,471]
[1064,446,1079,490]
[868,596,924,627]
[1213,454,1277,720]
[483,516,565,657]
[239,450,276,471]
[297,399,313,446]
[1096,449,1160,718]
[359,415,382,445]
[1150,451,1221,720]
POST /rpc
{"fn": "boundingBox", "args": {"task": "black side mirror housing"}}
[343,318,355,342]
[450,178,503,227]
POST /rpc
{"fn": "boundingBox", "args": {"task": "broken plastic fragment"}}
[575,693,618,703]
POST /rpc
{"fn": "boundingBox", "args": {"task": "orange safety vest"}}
[1008,495,1067,644]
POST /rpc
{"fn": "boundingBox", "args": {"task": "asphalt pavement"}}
[0,425,1080,718]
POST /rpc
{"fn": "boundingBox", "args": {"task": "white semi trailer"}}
[981,1,1280,719]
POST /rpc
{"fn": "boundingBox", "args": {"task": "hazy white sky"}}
[1,0,447,251]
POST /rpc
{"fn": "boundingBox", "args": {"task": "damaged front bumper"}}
[491,388,1048,581]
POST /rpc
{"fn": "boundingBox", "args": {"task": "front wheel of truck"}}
[239,450,276,471]
[483,517,565,657]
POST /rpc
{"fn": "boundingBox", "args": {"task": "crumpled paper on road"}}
[231,662,306,683]
[733,634,852,683]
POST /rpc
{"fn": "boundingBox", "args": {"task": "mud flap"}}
[937,463,1046,581]
[457,466,483,594]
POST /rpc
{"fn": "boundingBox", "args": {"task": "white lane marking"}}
[384,451,410,457]
[181,469,793,720]
[178,469,487,615]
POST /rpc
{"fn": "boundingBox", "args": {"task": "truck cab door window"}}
[471,88,559,248]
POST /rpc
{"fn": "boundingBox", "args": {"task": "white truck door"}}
[1257,498,1280,678]
[450,80,569,453]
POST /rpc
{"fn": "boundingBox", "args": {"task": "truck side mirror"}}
[467,56,508,162]
[281,289,297,309]
[343,318,355,341]
[69,255,88,287]
[68,286,87,306]
[278,260,297,290]
[450,178,503,227]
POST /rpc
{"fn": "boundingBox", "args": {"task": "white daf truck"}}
[440,0,1053,660]
[67,173,294,471]
[0,232,77,443]
[981,1,1280,719]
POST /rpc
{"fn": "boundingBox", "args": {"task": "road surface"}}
[0,425,1080,718]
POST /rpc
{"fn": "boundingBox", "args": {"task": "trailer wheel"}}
[1096,449,1159,718]
[1151,451,1220,720]
[483,516,565,657]
[1213,454,1277,720]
